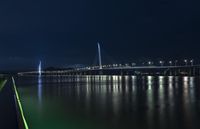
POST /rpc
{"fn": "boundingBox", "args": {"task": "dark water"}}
[16,76,200,129]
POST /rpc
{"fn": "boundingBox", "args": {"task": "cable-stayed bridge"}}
[18,44,200,76]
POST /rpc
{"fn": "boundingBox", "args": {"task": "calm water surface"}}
[16,76,200,129]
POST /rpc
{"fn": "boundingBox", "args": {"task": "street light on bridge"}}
[125,63,129,67]
[190,59,194,66]
[169,61,172,66]
[148,61,153,66]
[184,59,188,66]
[159,61,164,66]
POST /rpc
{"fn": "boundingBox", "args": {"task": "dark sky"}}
[0,0,199,70]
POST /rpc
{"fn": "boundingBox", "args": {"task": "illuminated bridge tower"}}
[98,43,102,69]
[38,61,42,76]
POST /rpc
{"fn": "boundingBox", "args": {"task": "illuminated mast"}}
[97,43,102,69]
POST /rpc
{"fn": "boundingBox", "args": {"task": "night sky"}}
[0,0,199,70]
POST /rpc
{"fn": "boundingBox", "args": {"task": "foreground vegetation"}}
[0,78,7,92]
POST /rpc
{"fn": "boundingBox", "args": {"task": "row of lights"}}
[79,59,195,70]
[157,59,194,66]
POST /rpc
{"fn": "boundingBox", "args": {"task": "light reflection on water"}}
[16,76,200,129]
[38,75,42,106]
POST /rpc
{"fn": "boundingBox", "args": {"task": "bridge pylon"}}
[97,43,102,69]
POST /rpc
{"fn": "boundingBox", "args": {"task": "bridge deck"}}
[0,79,19,129]
[18,65,200,74]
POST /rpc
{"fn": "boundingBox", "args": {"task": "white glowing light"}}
[97,43,102,69]
[38,61,42,76]
[183,76,189,82]
[168,76,173,82]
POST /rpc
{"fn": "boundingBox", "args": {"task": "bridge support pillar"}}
[169,69,172,76]
[120,71,123,76]
[99,70,103,75]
